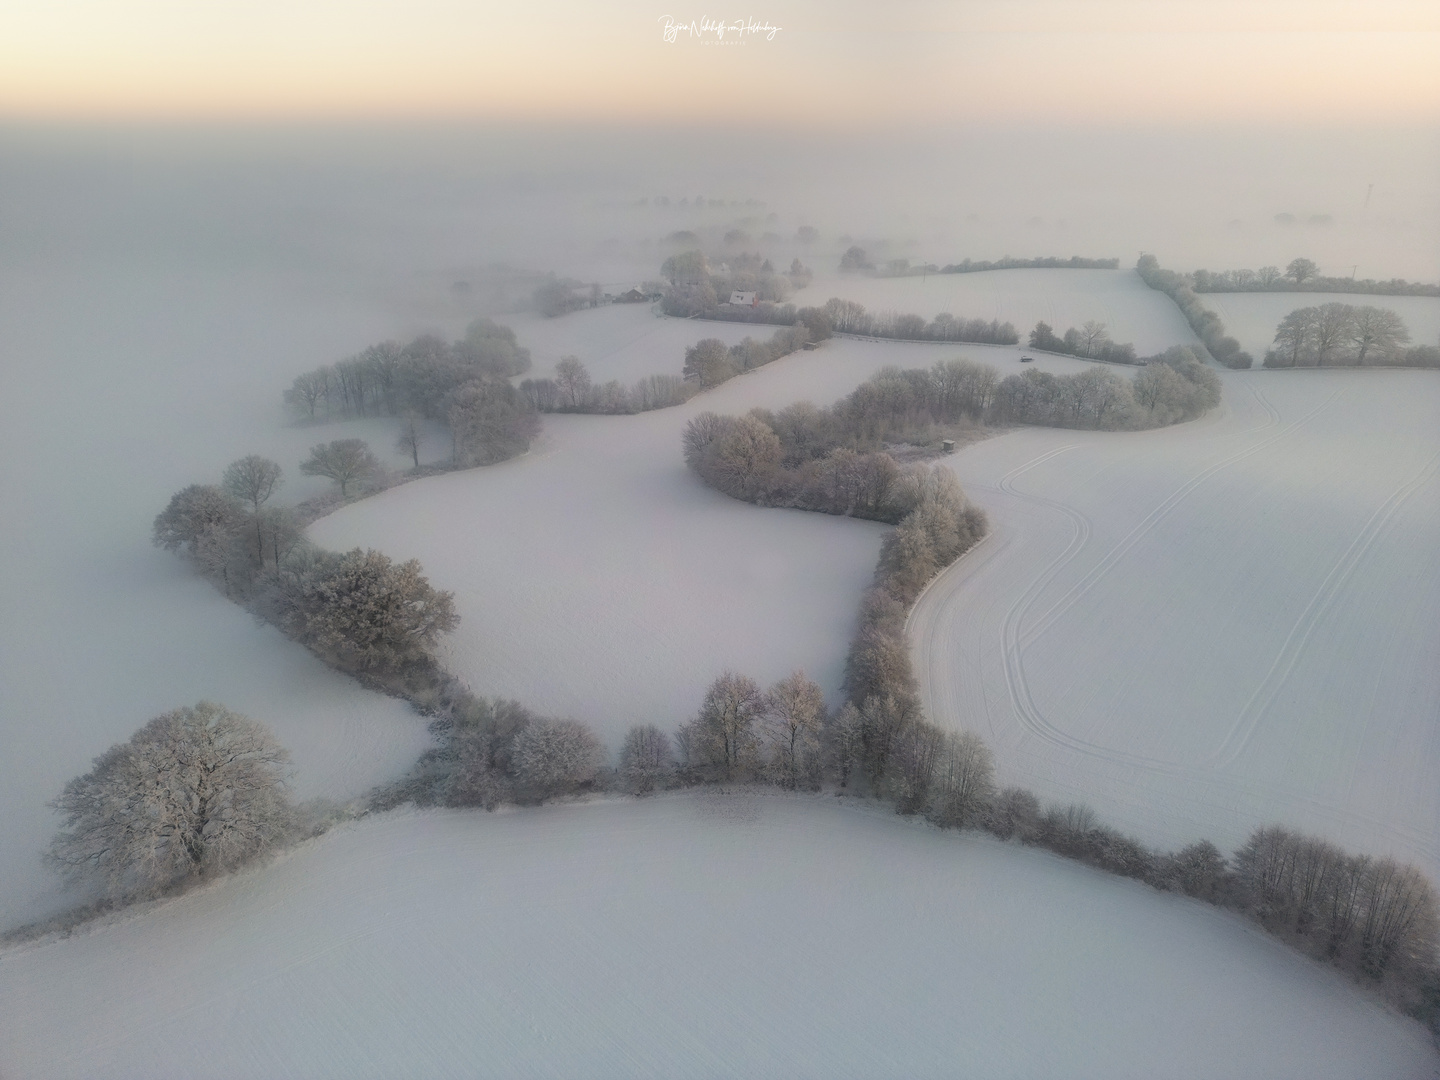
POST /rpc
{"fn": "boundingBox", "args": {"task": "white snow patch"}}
[2,793,1434,1080]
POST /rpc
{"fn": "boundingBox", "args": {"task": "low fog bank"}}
[3,122,1436,292]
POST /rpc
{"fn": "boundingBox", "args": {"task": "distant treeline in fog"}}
[838,248,1119,277]
[1191,258,1439,297]
[1137,255,1254,369]
[1264,303,1439,369]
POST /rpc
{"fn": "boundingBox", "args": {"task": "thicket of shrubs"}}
[1263,302,1437,368]
[1136,255,1254,369]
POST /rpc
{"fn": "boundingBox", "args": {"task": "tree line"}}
[1136,255,1254,369]
[1027,319,1137,364]
[1265,303,1438,368]
[842,251,1119,276]
[153,454,458,690]
[1192,258,1439,297]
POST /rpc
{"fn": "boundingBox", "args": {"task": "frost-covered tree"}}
[693,671,765,779]
[300,438,378,497]
[926,730,995,828]
[512,718,603,801]
[619,724,673,794]
[683,338,736,388]
[1285,257,1319,284]
[294,548,458,674]
[555,355,592,408]
[152,484,242,560]
[764,672,825,790]
[395,413,422,469]
[222,455,283,517]
[222,455,283,562]
[48,702,291,897]
[1347,305,1410,365]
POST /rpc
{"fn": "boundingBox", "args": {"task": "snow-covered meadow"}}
[797,267,1200,355]
[3,791,1436,1080]
[309,337,1099,740]
[1200,292,1440,361]
[912,367,1440,881]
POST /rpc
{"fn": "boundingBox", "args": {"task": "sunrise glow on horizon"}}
[2,0,1438,126]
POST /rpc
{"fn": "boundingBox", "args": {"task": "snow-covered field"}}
[912,368,1440,880]
[1200,292,1440,361]
[797,268,1200,356]
[3,791,1435,1080]
[310,337,1104,740]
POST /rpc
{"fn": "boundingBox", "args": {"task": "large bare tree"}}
[300,439,378,497]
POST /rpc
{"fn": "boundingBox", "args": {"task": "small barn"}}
[618,288,648,303]
[728,291,758,307]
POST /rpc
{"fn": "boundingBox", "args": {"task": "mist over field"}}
[1,117,1437,1075]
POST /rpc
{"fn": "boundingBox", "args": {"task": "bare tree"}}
[48,702,292,897]
[694,671,764,779]
[926,729,995,828]
[300,439,378,497]
[1347,305,1410,365]
[619,724,673,794]
[1078,320,1111,358]
[764,671,825,790]
[1286,257,1320,284]
[223,455,283,562]
[1271,307,1317,366]
[1310,302,1355,366]
[555,355,592,407]
[683,338,736,389]
[395,413,422,469]
[1256,265,1283,287]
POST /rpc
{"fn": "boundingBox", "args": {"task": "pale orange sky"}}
[2,0,1437,124]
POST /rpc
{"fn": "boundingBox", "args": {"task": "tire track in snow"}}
[1018,386,1331,651]
[1209,450,1440,771]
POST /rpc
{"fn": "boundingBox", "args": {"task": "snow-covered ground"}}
[796,268,1200,356]
[912,368,1440,880]
[310,338,1104,740]
[1200,292,1440,361]
[3,791,1435,1080]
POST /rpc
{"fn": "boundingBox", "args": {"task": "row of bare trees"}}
[1027,319,1138,363]
[1264,303,1432,367]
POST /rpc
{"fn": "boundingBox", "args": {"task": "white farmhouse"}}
[728,291,758,307]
